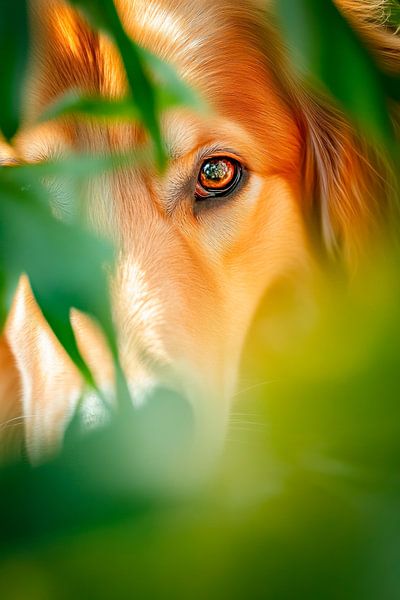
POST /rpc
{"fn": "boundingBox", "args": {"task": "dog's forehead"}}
[122,0,271,106]
[120,0,262,48]
[119,0,298,166]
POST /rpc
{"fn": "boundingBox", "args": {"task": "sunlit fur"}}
[0,0,398,461]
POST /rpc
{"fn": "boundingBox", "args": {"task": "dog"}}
[0,0,398,462]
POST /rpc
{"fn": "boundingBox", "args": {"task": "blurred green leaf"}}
[67,0,165,166]
[66,0,204,167]
[40,92,142,123]
[139,47,206,113]
[14,151,145,181]
[0,387,194,553]
[0,0,30,140]
[40,82,204,125]
[382,72,400,103]
[0,166,116,384]
[275,0,395,146]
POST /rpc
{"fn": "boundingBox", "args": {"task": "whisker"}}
[230,410,262,417]
[229,429,267,435]
[229,418,266,426]
[232,380,278,398]
[0,413,38,431]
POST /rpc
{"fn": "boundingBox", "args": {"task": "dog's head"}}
[4,0,398,459]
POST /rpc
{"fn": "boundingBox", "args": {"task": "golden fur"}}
[0,0,398,461]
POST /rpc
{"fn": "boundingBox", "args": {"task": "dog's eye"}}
[195,157,242,200]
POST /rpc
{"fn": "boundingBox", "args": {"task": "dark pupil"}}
[203,160,228,181]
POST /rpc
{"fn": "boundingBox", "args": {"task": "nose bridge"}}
[111,166,159,245]
[110,167,179,377]
[112,166,178,307]
[108,167,230,410]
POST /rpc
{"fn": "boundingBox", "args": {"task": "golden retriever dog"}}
[0,0,398,462]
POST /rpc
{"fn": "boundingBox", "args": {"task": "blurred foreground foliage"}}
[1,1,400,599]
[277,0,400,147]
[2,252,400,599]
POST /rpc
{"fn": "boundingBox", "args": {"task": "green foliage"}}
[0,0,29,141]
[276,0,398,148]
[66,0,204,167]
[0,165,114,384]
[41,93,143,123]
[1,255,400,599]
[68,0,164,164]
[0,386,194,553]
[42,77,203,124]
[0,0,202,391]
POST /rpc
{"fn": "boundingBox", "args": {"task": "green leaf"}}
[40,91,142,123]
[6,151,150,230]
[66,1,205,168]
[139,47,206,113]
[14,151,144,180]
[0,0,30,140]
[0,386,194,553]
[382,72,400,103]
[68,0,165,167]
[275,0,395,147]
[41,80,205,125]
[0,166,116,385]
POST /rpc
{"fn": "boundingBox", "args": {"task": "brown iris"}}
[195,157,242,199]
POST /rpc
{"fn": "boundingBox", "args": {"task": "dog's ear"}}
[337,0,400,74]
[298,96,394,266]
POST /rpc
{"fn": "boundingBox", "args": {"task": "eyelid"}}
[194,145,247,170]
